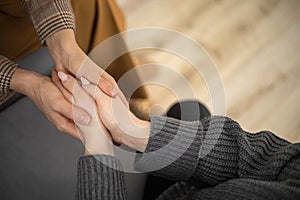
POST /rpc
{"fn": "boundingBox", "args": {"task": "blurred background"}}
[117,0,300,142]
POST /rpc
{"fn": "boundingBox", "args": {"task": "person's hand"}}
[57,71,150,152]
[52,71,114,155]
[10,68,90,139]
[46,29,128,107]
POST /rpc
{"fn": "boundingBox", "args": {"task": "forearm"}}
[198,178,300,199]
[135,116,300,186]
[192,116,300,186]
[135,116,203,181]
[46,29,85,76]
[10,68,42,97]
[73,93,115,156]
[46,29,80,61]
[0,58,51,106]
[121,117,150,153]
[83,131,114,157]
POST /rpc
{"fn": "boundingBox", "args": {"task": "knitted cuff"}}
[77,155,125,200]
[135,116,203,181]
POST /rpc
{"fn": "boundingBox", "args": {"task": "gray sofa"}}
[0,48,146,200]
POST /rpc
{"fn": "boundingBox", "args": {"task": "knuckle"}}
[109,76,116,84]
[98,77,106,85]
[110,124,120,135]
[100,77,115,86]
[55,122,66,132]
[51,101,62,111]
[55,124,63,132]
[113,134,122,144]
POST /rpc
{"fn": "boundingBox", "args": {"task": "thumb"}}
[81,77,104,103]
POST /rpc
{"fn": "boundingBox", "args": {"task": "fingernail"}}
[79,114,90,125]
[58,71,68,82]
[74,111,91,125]
[81,77,91,85]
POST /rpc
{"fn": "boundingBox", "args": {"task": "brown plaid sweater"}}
[0,0,75,105]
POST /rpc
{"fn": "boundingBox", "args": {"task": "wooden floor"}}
[117,0,300,142]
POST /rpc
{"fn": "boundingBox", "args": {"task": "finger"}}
[55,71,92,125]
[75,57,117,97]
[81,78,126,145]
[58,71,89,101]
[57,71,94,106]
[57,71,77,94]
[82,76,129,108]
[98,71,128,106]
[52,70,73,103]
[98,76,116,97]
[57,71,101,128]
[53,95,91,126]
[50,112,82,140]
[116,87,129,108]
[80,78,105,103]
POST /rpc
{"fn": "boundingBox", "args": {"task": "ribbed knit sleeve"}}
[189,178,300,200]
[76,155,126,200]
[135,116,300,187]
[192,116,300,186]
[135,116,204,181]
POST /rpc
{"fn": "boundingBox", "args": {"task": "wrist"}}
[84,137,114,156]
[122,118,150,152]
[10,68,43,97]
[46,29,77,51]
[83,129,114,156]
[46,29,81,65]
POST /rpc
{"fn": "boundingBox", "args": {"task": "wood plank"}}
[117,0,300,142]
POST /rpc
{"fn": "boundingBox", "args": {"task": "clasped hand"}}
[53,71,150,155]
[10,30,128,140]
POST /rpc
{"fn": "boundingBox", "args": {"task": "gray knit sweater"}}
[76,116,300,200]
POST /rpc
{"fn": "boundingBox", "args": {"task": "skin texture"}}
[10,68,85,139]
[9,29,124,139]
[55,71,150,154]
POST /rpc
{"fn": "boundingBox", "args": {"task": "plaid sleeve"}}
[0,56,18,95]
[20,0,75,44]
[0,56,18,105]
